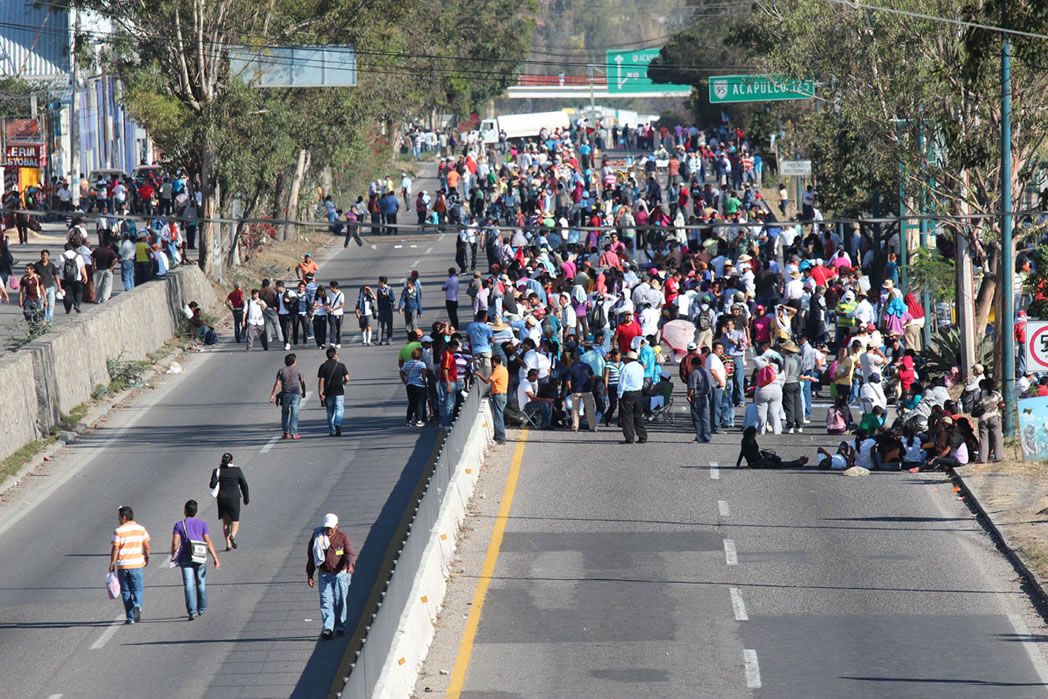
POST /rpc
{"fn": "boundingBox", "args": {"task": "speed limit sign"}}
[1027,321,1048,371]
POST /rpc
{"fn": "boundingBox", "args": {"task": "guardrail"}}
[331,384,485,698]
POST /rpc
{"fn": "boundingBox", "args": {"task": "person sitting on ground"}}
[913,417,970,472]
[735,426,809,469]
[187,301,216,343]
[852,429,881,471]
[817,443,854,470]
[857,405,886,435]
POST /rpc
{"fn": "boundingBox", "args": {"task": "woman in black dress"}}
[209,453,250,550]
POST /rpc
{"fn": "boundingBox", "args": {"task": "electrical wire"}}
[825,0,1048,41]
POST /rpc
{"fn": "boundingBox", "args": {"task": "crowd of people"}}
[349,115,1016,467]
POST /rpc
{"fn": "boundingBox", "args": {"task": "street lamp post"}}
[1001,33,1016,435]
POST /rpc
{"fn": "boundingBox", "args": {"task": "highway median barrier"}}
[333,385,492,698]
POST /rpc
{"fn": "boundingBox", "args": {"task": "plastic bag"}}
[8,274,18,291]
[106,571,121,600]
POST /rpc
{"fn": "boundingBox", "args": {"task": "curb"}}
[947,466,1048,621]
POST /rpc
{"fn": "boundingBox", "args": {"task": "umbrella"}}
[661,319,695,362]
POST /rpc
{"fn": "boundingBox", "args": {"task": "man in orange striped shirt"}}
[109,506,151,624]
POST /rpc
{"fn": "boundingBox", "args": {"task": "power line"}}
[825,0,1048,41]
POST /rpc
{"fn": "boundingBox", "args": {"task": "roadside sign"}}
[708,75,815,104]
[605,49,691,95]
[1026,321,1048,371]
[779,160,812,177]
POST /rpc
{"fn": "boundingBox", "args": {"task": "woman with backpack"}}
[753,356,784,434]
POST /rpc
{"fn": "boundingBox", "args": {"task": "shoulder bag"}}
[209,468,221,498]
[181,519,209,565]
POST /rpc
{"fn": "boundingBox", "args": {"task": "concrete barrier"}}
[0,266,218,461]
[341,398,492,698]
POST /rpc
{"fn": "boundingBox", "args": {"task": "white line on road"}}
[393,244,403,249]
[743,649,762,688]
[723,539,738,566]
[1008,614,1048,685]
[410,259,420,268]
[90,614,126,650]
[424,246,433,254]
[47,694,63,699]
[730,588,749,621]
[410,244,418,248]
[710,462,720,479]
[438,233,446,241]
[718,500,730,517]
[260,435,280,454]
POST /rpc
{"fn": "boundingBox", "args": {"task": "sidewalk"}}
[950,451,1048,600]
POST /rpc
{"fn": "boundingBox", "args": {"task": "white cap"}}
[687,342,698,351]
[322,513,339,528]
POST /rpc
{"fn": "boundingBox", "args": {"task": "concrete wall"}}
[0,266,218,462]
[344,402,492,699]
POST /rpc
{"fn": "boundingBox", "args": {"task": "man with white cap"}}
[306,513,355,640]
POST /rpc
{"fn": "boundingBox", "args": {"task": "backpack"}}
[826,407,848,434]
[589,302,607,329]
[62,255,79,283]
[756,364,776,387]
[203,329,218,345]
[697,311,711,332]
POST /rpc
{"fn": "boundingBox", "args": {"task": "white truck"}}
[479,110,572,145]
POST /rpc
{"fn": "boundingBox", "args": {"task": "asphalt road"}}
[453,414,1048,698]
[0,224,458,698]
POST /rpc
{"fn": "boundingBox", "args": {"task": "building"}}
[0,1,153,192]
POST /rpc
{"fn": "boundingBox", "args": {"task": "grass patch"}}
[0,437,57,484]
[106,356,150,393]
[3,318,51,351]
[60,402,90,430]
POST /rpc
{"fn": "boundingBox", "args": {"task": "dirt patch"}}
[961,456,1048,584]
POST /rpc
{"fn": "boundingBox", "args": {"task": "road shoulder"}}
[412,432,518,696]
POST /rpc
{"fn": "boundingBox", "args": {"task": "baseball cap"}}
[687,342,698,351]
[322,513,338,528]
[421,335,433,343]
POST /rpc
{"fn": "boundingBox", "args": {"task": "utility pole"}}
[1001,30,1017,434]
[587,64,596,130]
[918,118,933,347]
[957,169,977,381]
[70,5,80,207]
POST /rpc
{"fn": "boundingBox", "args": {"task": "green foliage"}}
[908,247,955,299]
[922,325,993,379]
[106,356,149,393]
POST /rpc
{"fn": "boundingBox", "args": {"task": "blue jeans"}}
[709,385,723,432]
[319,571,351,632]
[720,386,735,428]
[324,395,344,434]
[801,372,814,419]
[281,392,302,436]
[121,260,135,291]
[491,393,507,442]
[690,395,711,441]
[180,563,207,616]
[44,286,56,321]
[731,355,746,406]
[438,381,460,428]
[117,568,144,622]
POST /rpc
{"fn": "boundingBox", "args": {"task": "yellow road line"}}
[446,431,529,698]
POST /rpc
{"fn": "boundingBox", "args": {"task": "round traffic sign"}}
[1029,323,1048,369]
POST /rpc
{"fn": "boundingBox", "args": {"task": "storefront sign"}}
[5,143,44,167]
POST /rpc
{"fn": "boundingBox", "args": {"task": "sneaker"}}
[285,343,291,350]
[335,426,342,436]
[797,427,803,434]
[415,420,425,427]
[188,614,196,621]
[321,629,334,640]
[230,537,238,550]
[786,427,795,434]
[803,418,812,424]
[292,434,301,440]
[282,433,290,440]
[133,607,142,623]
[335,343,341,348]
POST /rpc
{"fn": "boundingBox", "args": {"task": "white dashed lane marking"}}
[730,588,748,621]
[743,649,762,688]
[723,539,738,566]
[260,436,280,454]
[710,462,720,480]
[718,500,730,517]
[89,614,125,650]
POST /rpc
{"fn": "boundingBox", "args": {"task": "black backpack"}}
[589,302,607,329]
[62,255,79,283]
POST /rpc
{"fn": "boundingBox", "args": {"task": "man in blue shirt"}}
[617,351,648,444]
[466,310,495,379]
[579,340,607,422]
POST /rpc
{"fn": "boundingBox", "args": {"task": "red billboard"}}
[4,118,43,144]
[5,143,45,167]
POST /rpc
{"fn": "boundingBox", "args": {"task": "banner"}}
[4,118,43,144]
[5,144,44,168]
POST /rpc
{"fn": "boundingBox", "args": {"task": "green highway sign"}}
[708,75,815,104]
[605,49,692,96]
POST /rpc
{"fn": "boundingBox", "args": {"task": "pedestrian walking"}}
[226,281,245,343]
[398,277,423,340]
[477,354,509,443]
[687,357,713,443]
[170,499,221,621]
[306,513,356,640]
[355,285,376,345]
[442,268,460,328]
[376,276,395,345]
[567,355,598,433]
[318,346,350,436]
[109,505,150,624]
[327,280,345,348]
[18,263,46,324]
[399,348,428,426]
[618,351,648,444]
[244,288,268,351]
[208,453,249,551]
[91,238,117,303]
[270,353,307,439]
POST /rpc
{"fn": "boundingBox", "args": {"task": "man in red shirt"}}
[225,281,246,343]
[1016,310,1028,376]
[438,338,461,430]
[614,309,643,354]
